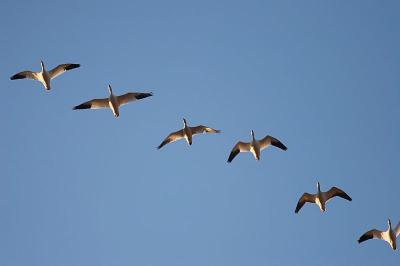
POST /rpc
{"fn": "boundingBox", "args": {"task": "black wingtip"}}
[73,103,91,110]
[157,142,165,150]
[10,73,25,80]
[227,149,239,163]
[271,139,287,151]
[337,190,352,201]
[65,64,80,71]
[358,234,373,243]
[136,92,153,100]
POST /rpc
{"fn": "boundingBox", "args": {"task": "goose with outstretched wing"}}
[358,219,400,250]
[73,84,152,117]
[295,181,352,213]
[11,61,80,91]
[227,130,287,163]
[157,118,220,149]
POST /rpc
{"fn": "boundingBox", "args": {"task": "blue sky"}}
[1,1,400,265]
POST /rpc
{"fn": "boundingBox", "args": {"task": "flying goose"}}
[227,130,287,163]
[157,118,221,149]
[294,181,352,213]
[358,219,400,250]
[10,61,80,91]
[73,85,153,117]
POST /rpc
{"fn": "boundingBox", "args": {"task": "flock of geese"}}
[10,60,400,251]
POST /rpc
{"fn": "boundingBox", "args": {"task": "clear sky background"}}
[1,1,399,265]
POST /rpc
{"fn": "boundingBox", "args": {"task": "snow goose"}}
[157,118,220,149]
[10,61,80,91]
[358,219,400,250]
[73,84,153,117]
[227,130,287,163]
[295,181,352,213]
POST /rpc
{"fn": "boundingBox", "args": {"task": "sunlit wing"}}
[73,98,109,110]
[10,71,38,80]
[325,187,352,202]
[157,129,184,149]
[295,192,316,213]
[227,141,250,163]
[49,64,80,79]
[358,229,384,243]
[117,92,153,106]
[259,135,287,151]
[191,125,221,135]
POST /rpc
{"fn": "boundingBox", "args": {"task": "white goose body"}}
[227,130,287,163]
[249,134,261,160]
[73,84,153,118]
[157,118,220,149]
[358,219,400,250]
[295,181,352,213]
[10,61,80,91]
[183,121,193,145]
[36,63,51,90]
[108,89,120,117]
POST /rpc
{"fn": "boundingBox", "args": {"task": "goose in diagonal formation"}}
[358,219,400,250]
[157,118,221,149]
[73,84,153,117]
[227,130,287,163]
[294,181,352,213]
[10,61,80,91]
[8,55,400,255]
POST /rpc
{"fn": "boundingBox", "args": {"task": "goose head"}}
[108,84,113,95]
[388,218,392,229]
[317,181,321,192]
[182,118,187,126]
[251,130,255,139]
[40,60,45,72]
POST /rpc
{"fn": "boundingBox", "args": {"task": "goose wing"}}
[73,98,109,110]
[49,64,80,79]
[259,135,287,151]
[191,125,221,135]
[358,229,384,243]
[10,71,37,80]
[325,187,352,202]
[395,221,400,237]
[227,142,250,163]
[295,193,316,213]
[157,129,184,149]
[117,92,153,106]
